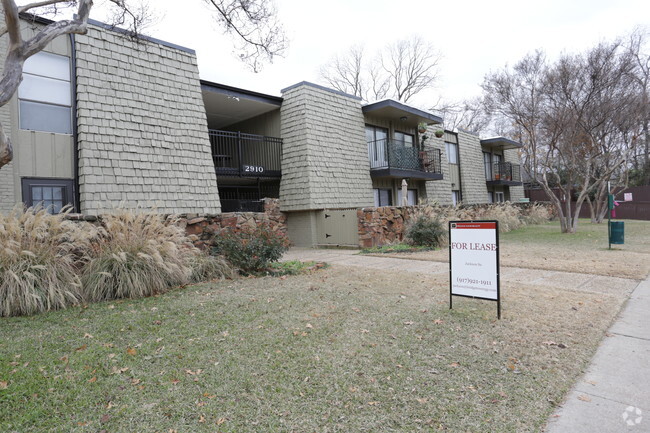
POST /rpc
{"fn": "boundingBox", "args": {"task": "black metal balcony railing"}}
[209,130,282,177]
[485,162,521,182]
[368,139,442,174]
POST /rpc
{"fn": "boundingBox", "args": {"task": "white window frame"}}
[18,51,72,134]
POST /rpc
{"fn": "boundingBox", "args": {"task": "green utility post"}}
[607,193,614,250]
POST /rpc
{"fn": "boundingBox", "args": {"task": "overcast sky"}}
[116,0,649,108]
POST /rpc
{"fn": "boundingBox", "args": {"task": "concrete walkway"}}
[545,276,650,432]
[282,248,649,432]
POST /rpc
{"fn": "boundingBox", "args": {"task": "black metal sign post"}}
[449,220,501,319]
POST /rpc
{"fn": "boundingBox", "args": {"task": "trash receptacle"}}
[610,221,624,244]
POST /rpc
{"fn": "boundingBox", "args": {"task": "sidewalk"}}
[282,248,649,432]
[545,275,650,432]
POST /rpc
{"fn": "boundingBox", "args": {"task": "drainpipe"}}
[70,33,80,213]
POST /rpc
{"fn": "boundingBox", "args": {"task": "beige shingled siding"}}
[504,148,525,201]
[457,131,488,204]
[279,83,374,211]
[75,24,220,215]
[424,131,453,205]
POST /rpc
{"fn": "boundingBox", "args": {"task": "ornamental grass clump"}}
[0,206,93,317]
[188,249,235,283]
[82,210,195,302]
[212,224,290,275]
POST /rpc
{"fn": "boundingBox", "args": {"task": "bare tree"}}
[319,35,440,103]
[320,45,369,99]
[381,35,439,103]
[0,0,287,171]
[483,43,644,233]
[206,0,287,73]
[626,27,650,185]
[432,97,491,133]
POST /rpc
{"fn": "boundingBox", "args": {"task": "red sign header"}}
[451,222,496,230]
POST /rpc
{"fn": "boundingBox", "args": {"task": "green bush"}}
[81,210,195,302]
[0,206,92,317]
[405,216,445,248]
[212,225,290,275]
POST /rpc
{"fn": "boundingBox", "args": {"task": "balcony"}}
[368,139,443,181]
[485,162,523,185]
[209,130,282,178]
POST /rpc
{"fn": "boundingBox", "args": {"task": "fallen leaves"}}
[0,381,8,389]
[126,347,137,356]
[111,366,129,375]
[75,344,87,352]
[578,394,592,402]
[88,377,97,383]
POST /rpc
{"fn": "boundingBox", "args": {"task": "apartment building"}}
[1,16,524,248]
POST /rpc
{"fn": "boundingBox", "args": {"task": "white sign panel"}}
[624,192,633,202]
[449,221,499,301]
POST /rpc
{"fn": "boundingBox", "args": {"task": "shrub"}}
[405,216,445,248]
[188,250,235,283]
[0,206,93,317]
[212,224,290,275]
[82,210,195,302]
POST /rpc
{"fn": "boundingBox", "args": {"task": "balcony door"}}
[366,125,388,168]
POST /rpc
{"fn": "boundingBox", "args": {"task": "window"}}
[18,52,72,134]
[366,125,389,167]
[397,189,418,206]
[394,131,414,148]
[452,191,461,206]
[446,142,459,164]
[365,125,388,144]
[487,192,494,203]
[495,191,505,203]
[483,152,492,179]
[373,188,392,207]
[21,178,74,214]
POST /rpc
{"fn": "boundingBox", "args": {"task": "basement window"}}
[373,188,392,207]
[21,178,74,214]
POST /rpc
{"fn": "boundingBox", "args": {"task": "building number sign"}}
[243,165,265,174]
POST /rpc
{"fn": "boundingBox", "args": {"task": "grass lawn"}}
[0,261,629,432]
[372,219,650,279]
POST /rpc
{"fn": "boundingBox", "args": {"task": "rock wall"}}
[358,206,419,248]
[182,199,287,249]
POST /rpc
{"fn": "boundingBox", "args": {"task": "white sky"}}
[97,0,650,108]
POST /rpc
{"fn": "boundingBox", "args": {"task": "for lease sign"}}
[449,221,499,301]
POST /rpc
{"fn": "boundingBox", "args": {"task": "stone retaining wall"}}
[181,199,287,249]
[358,206,419,248]
[357,202,555,248]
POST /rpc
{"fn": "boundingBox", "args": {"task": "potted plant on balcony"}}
[434,129,444,138]
[418,122,428,134]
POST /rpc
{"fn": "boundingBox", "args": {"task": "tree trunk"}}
[586,196,596,223]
